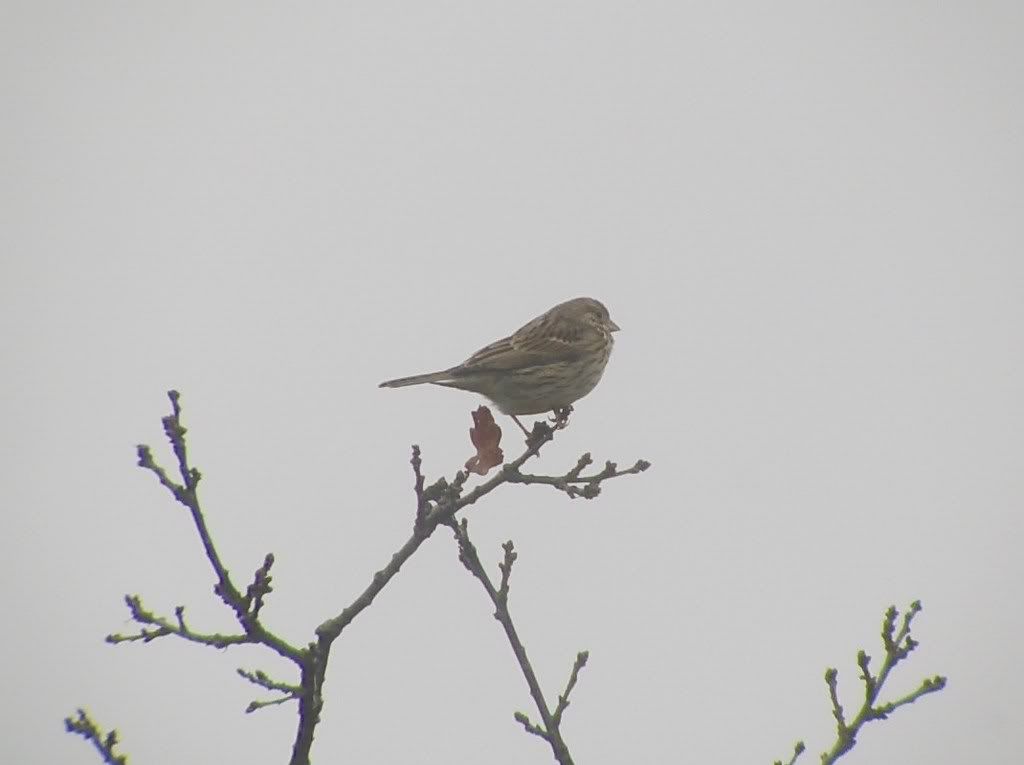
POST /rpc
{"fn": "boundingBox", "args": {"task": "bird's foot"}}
[549,405,574,430]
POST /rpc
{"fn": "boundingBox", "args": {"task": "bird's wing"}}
[460,314,584,372]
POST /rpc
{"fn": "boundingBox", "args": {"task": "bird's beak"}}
[606,319,621,332]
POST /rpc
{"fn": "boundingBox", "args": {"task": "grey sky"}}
[4,3,1022,763]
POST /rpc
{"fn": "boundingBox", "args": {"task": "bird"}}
[379,297,619,432]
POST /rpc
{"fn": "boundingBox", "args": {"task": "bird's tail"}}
[378,370,452,389]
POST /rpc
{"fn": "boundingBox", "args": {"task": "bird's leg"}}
[511,415,532,437]
[514,415,554,449]
[549,405,574,430]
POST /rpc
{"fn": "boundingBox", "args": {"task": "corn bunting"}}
[379,297,619,428]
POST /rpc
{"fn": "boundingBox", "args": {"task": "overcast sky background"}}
[4,3,1022,763]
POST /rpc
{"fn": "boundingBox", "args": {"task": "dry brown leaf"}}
[465,406,504,475]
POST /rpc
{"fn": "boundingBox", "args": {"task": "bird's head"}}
[570,297,620,335]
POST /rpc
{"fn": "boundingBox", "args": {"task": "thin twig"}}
[244,553,276,622]
[412,445,428,532]
[772,740,806,765]
[238,667,302,695]
[238,668,303,713]
[64,710,129,765]
[506,456,651,499]
[106,595,252,648]
[551,651,589,727]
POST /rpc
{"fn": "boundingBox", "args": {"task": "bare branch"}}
[505,455,651,499]
[772,740,806,765]
[243,553,276,622]
[514,710,550,741]
[816,602,947,764]
[411,445,428,532]
[74,394,648,765]
[551,651,589,727]
[497,540,516,604]
[238,668,302,713]
[315,420,564,644]
[449,519,581,765]
[238,666,302,695]
[106,595,251,648]
[134,392,299,661]
[64,709,129,765]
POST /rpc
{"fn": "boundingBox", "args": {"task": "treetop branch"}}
[317,412,647,644]
[77,394,648,765]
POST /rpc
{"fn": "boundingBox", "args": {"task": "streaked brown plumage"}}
[379,297,619,417]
